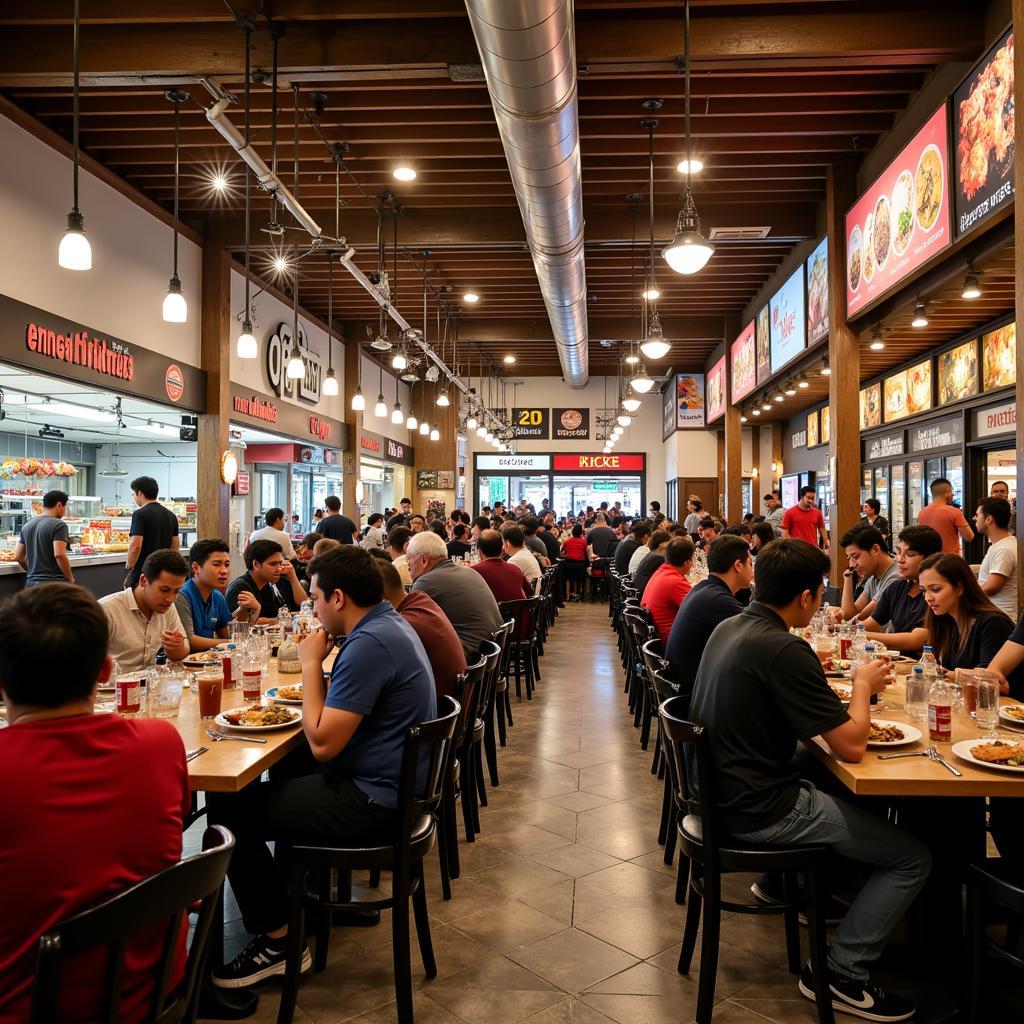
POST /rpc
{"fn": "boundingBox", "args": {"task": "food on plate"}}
[868,723,905,743]
[915,145,943,232]
[848,226,862,292]
[276,685,304,701]
[222,705,299,728]
[890,170,915,255]
[970,740,1024,765]
[872,195,891,269]
[983,324,1016,390]
[807,251,828,340]
[1001,705,1024,722]
[958,33,1015,201]
[187,650,223,664]
[862,213,876,283]
[830,686,851,702]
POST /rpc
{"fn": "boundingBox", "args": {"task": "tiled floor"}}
[193,601,833,1024]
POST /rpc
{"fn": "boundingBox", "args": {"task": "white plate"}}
[183,653,224,668]
[214,709,301,732]
[266,686,303,706]
[952,739,1024,773]
[866,720,922,748]
[998,705,1024,728]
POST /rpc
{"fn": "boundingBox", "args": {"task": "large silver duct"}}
[464,0,589,388]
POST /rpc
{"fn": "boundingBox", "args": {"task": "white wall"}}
[94,442,196,503]
[0,113,201,367]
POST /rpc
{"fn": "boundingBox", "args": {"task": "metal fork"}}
[204,727,267,745]
[926,745,962,777]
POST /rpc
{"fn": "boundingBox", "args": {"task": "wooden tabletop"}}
[807,680,1024,797]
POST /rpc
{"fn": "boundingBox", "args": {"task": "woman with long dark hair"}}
[918,554,1019,689]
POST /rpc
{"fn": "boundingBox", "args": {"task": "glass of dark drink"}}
[197,671,223,719]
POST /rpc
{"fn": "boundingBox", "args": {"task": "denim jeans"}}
[732,781,931,981]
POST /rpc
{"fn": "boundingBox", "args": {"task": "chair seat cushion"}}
[292,815,436,871]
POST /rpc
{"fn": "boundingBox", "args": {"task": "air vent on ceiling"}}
[708,226,771,241]
[448,63,485,82]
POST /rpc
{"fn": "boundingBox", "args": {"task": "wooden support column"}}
[342,339,359,521]
[412,384,458,517]
[724,319,743,525]
[826,162,860,586]
[771,422,783,491]
[197,225,230,543]
[751,425,762,503]
[716,432,725,519]
[1015,0,1024,605]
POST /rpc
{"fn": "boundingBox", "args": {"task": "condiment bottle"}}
[928,671,953,743]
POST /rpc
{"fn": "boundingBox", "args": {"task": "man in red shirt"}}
[642,536,696,641]
[379,559,467,697]
[0,583,190,1024]
[471,529,532,602]
[781,486,829,550]
[917,477,974,554]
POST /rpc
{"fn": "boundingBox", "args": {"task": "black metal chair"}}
[466,640,503,831]
[640,637,668,757]
[588,557,611,602]
[491,619,515,744]
[482,627,512,786]
[28,825,234,1024]
[967,859,1024,1022]
[624,609,655,734]
[499,596,545,700]
[277,696,460,1024]
[659,696,834,1024]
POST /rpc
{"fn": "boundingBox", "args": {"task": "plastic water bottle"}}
[859,643,879,706]
[905,665,928,722]
[918,645,939,685]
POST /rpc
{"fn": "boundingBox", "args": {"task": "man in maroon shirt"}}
[379,560,467,697]
[781,486,829,550]
[0,583,190,1024]
[471,528,532,602]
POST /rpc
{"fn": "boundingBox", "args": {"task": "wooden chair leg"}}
[391,880,414,1024]
[782,872,802,975]
[412,862,437,978]
[277,862,307,1024]
[678,863,702,973]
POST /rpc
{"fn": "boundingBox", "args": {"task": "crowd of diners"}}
[1,473,1022,1022]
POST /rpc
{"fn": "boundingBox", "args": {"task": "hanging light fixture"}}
[391,402,404,425]
[961,264,981,299]
[798,374,809,389]
[235,28,257,358]
[911,301,928,328]
[467,411,478,429]
[820,358,831,376]
[641,310,670,361]
[420,418,430,436]
[751,407,761,416]
[284,87,304,379]
[58,0,92,271]
[437,388,450,407]
[663,0,713,276]
[286,334,305,379]
[392,348,408,371]
[630,366,655,394]
[162,90,189,322]
[640,120,671,360]
[773,391,784,404]
[784,380,797,396]
[622,390,642,413]
[617,413,632,427]
[476,424,487,438]
[374,355,388,417]
[761,396,773,411]
[406,382,418,430]
[602,445,612,454]
[431,426,440,441]
[326,150,344,396]
[869,325,885,351]
[740,410,748,423]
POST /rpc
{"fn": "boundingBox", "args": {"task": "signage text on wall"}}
[511,407,550,439]
[552,454,645,472]
[265,321,322,405]
[974,400,1017,439]
[909,416,964,453]
[865,432,906,462]
[553,407,589,439]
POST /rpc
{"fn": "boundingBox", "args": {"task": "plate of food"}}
[216,705,301,731]
[890,169,915,256]
[829,685,851,702]
[184,649,224,668]
[952,739,1024,772]
[867,721,921,748]
[915,143,944,233]
[998,704,1024,727]
[847,225,862,293]
[872,194,891,271]
[862,212,876,284]
[266,684,304,706]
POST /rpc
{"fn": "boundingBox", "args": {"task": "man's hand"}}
[851,658,890,695]
[235,590,260,614]
[298,627,333,671]
[279,560,297,582]
[989,669,1011,696]
[161,629,185,648]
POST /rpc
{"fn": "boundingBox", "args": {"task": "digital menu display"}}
[954,28,1014,237]
[755,305,771,384]
[769,266,806,374]
[706,356,726,422]
[730,321,756,402]
[780,473,800,509]
[675,373,706,429]
[806,237,829,344]
[846,104,951,316]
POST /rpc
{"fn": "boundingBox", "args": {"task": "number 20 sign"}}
[512,407,550,439]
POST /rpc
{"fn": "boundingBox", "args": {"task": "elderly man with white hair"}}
[407,530,502,661]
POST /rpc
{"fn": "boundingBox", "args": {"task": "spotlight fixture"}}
[797,375,809,389]
[503,354,516,364]
[675,157,704,175]
[161,89,189,323]
[391,401,404,426]
[784,381,797,396]
[350,383,364,410]
[820,359,831,377]
[58,0,92,271]
[392,349,408,371]
[751,407,761,416]
[869,325,885,351]
[393,166,416,182]
[419,420,430,436]
[773,391,784,403]
[761,397,773,412]
[374,394,388,418]
[323,367,339,397]
[911,301,928,328]
[740,411,748,423]
[463,292,480,304]
[961,269,981,300]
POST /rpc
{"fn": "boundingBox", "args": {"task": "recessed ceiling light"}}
[393,166,416,182]
[211,174,228,192]
[463,292,480,304]
[503,354,515,364]
[676,157,704,175]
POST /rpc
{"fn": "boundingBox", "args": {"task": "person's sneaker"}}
[211,935,312,989]
[798,963,916,1022]
[750,875,847,926]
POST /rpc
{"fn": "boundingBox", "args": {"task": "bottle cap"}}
[227,643,236,650]
[864,643,876,651]
[913,665,923,673]
[923,645,932,652]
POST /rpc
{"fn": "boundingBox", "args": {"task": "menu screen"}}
[769,266,806,374]
[706,356,726,422]
[954,28,1014,237]
[755,305,771,384]
[805,237,829,344]
[731,321,756,402]
[846,104,951,316]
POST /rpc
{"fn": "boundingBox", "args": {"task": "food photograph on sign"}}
[821,406,830,445]
[756,305,771,384]
[884,371,909,422]
[982,322,1016,390]
[676,373,706,429]
[955,28,1014,237]
[905,359,932,414]
[937,339,979,404]
[731,322,756,402]
[860,383,882,429]
[846,104,951,315]
[706,357,726,422]
[806,238,829,344]
[769,266,806,374]
[806,409,819,448]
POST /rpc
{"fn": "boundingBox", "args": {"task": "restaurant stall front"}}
[357,429,415,515]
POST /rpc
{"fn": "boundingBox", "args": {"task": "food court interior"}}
[4,1,1024,1023]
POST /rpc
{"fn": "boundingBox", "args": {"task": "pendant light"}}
[324,155,341,396]
[284,88,304,380]
[436,309,450,406]
[162,90,189,322]
[406,383,418,430]
[630,366,655,393]
[431,426,440,442]
[58,0,92,271]
[663,0,713,276]
[622,391,641,413]
[391,363,404,425]
[374,357,387,418]
[640,119,671,359]
[236,27,257,358]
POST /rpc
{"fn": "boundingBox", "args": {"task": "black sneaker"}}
[798,963,916,1022]
[211,935,312,989]
[750,876,847,926]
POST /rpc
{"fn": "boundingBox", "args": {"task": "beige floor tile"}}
[528,844,622,880]
[452,900,569,953]
[506,928,639,993]
[576,992,699,1024]
[575,904,683,960]
[543,791,613,813]
[583,862,677,900]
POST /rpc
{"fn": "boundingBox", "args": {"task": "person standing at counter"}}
[316,495,357,545]
[124,476,179,589]
[248,507,297,560]
[917,477,973,554]
[14,489,73,586]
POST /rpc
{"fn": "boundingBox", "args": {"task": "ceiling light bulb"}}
[676,157,704,175]
[961,273,981,300]
[625,353,640,365]
[236,320,257,359]
[212,174,228,192]
[476,425,487,438]
[630,369,655,394]
[762,398,773,411]
[393,166,416,182]
[663,192,714,275]
[642,285,661,301]
[391,403,404,425]
[406,412,418,430]
[374,395,388,418]
[273,255,288,274]
[622,396,642,413]
[640,338,671,360]
[162,275,187,323]
[503,354,516,364]
[323,368,339,396]
[798,375,809,389]
[431,428,440,441]
[350,383,364,409]
[784,382,797,396]
[467,414,478,429]
[911,301,928,328]
[820,361,831,377]
[774,392,784,403]
[612,426,623,437]
[392,350,407,370]
[617,414,632,427]
[419,420,430,436]
[740,412,748,423]
[436,390,450,407]
[752,407,761,416]
[869,327,885,351]
[485,431,494,443]
[58,211,92,271]
[602,445,611,454]
[463,292,480,304]
[286,349,305,379]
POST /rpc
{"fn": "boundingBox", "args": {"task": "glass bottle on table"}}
[927,671,954,743]
[905,665,928,723]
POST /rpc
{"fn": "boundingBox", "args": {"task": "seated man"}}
[696,517,722,550]
[632,529,671,599]
[860,525,942,656]
[408,531,502,661]
[226,538,305,625]
[248,506,297,560]
[839,526,898,624]
[501,524,542,595]
[291,532,321,586]
[750,522,775,558]
[0,583,190,1021]
[690,539,930,1021]
[209,547,436,988]
[446,523,473,560]
[615,520,649,575]
[641,536,695,641]
[666,535,751,693]
[522,517,552,568]
[388,526,414,586]
[99,548,190,672]
[585,513,617,559]
[175,538,240,651]
[472,528,532,602]
[379,560,466,698]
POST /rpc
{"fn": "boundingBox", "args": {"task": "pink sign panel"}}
[706,355,726,423]
[730,321,756,403]
[846,104,951,316]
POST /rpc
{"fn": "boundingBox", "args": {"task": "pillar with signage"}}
[414,392,457,518]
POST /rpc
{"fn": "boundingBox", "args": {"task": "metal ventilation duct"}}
[464,0,589,387]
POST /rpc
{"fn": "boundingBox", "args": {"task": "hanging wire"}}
[242,23,252,326]
[684,0,693,190]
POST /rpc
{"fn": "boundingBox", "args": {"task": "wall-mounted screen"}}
[806,237,829,344]
[731,321,756,402]
[769,266,806,374]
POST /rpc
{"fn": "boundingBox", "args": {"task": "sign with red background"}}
[706,355,726,423]
[553,454,645,472]
[730,322,756,403]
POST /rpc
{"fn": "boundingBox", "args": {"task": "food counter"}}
[0,551,128,599]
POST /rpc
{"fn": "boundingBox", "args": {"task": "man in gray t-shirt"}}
[15,490,74,587]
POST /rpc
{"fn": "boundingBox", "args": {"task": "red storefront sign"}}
[309,415,331,441]
[552,454,645,472]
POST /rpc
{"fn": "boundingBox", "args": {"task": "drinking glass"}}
[973,672,1000,737]
[955,668,978,718]
[229,620,249,644]
[196,671,223,719]
[149,669,185,719]
[813,633,835,666]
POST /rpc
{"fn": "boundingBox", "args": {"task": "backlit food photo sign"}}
[846,104,951,316]
[769,266,805,374]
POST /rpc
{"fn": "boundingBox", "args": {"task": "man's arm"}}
[123,535,143,584]
[981,572,1009,597]
[13,542,27,573]
[989,637,1024,695]
[820,660,889,762]
[839,571,862,621]
[53,540,74,583]
[298,629,363,761]
[279,560,307,609]
[818,521,830,550]
[160,605,190,661]
[864,625,929,654]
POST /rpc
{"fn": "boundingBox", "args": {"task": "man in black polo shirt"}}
[226,539,306,624]
[124,475,179,589]
[316,496,357,544]
[689,539,929,1022]
[665,535,751,693]
[614,520,649,575]
[385,498,414,533]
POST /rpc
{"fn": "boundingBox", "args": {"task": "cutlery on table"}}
[878,750,929,761]
[926,745,962,777]
[204,727,267,745]
[186,746,208,762]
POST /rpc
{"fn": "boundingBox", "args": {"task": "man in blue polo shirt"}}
[209,546,435,989]
[174,539,239,652]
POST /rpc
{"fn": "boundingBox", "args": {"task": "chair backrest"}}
[640,637,667,682]
[29,825,235,1024]
[474,639,503,723]
[499,596,543,643]
[451,656,487,750]
[491,619,515,682]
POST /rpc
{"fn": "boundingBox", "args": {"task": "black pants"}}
[207,746,397,935]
